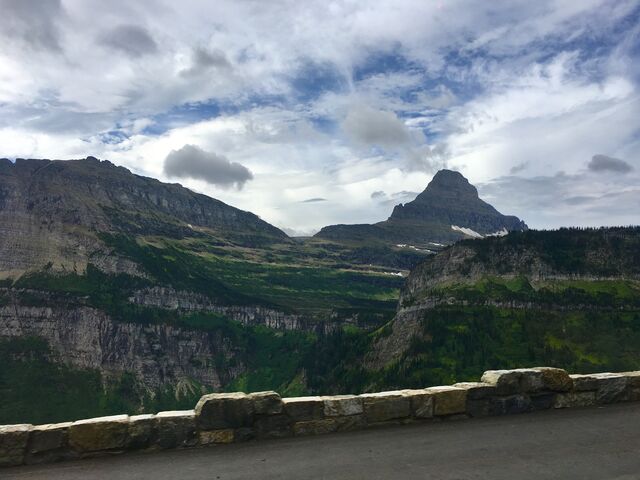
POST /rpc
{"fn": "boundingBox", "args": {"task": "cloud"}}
[0,0,63,52]
[371,190,386,199]
[300,197,327,203]
[98,25,157,57]
[180,47,232,77]
[163,144,253,189]
[587,154,634,174]
[342,104,411,147]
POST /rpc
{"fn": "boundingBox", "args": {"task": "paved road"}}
[5,403,640,480]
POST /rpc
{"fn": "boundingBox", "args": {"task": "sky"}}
[0,0,638,235]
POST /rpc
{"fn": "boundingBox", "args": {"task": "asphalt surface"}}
[5,403,640,480]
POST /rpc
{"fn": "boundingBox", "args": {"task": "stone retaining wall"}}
[2,368,639,467]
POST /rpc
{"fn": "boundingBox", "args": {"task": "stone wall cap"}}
[32,422,72,431]
[359,391,407,398]
[282,396,324,403]
[157,410,195,418]
[425,386,464,393]
[72,415,129,426]
[0,424,33,433]
[130,414,155,422]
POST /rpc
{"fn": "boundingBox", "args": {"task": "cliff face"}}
[0,300,243,391]
[367,227,640,370]
[0,157,289,278]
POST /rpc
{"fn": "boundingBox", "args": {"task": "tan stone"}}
[68,415,129,452]
[360,391,411,423]
[283,396,324,421]
[323,395,363,417]
[29,422,72,454]
[402,389,434,418]
[425,386,467,416]
[0,424,32,467]
[156,410,197,449]
[199,429,235,445]
[481,370,522,395]
[554,391,596,408]
[532,367,573,392]
[127,414,156,450]
[293,418,337,436]
[453,382,497,400]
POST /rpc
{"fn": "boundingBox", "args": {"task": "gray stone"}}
[621,371,640,388]
[68,415,129,453]
[425,386,467,416]
[324,395,363,417]
[195,392,254,430]
[571,373,629,403]
[530,393,556,411]
[156,411,196,449]
[127,414,156,450]
[492,395,533,415]
[335,414,367,431]
[554,391,596,408]
[250,391,283,415]
[254,414,292,438]
[0,424,32,467]
[283,396,324,421]
[360,392,411,423]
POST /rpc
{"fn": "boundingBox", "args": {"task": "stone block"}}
[195,392,255,430]
[156,411,197,449]
[335,414,366,431]
[453,382,497,400]
[466,399,491,417]
[0,424,32,467]
[425,386,467,416]
[530,393,555,411]
[254,414,292,439]
[199,429,235,445]
[621,371,640,389]
[127,414,156,450]
[571,373,629,403]
[68,415,129,453]
[554,391,597,408]
[282,396,324,421]
[533,367,573,392]
[480,370,523,395]
[293,419,338,436]
[360,391,411,423]
[323,395,363,417]
[491,395,533,415]
[250,391,283,415]
[28,422,72,455]
[402,389,434,418]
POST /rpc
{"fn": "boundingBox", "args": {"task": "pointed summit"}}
[316,169,527,247]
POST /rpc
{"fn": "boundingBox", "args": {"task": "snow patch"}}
[486,228,508,237]
[451,225,483,238]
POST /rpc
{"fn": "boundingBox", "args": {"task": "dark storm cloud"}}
[588,154,633,174]
[99,25,158,57]
[0,0,63,51]
[300,197,327,203]
[164,144,253,189]
[180,47,232,77]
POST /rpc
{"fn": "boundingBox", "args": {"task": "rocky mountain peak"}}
[413,169,478,202]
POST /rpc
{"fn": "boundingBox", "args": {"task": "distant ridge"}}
[315,169,527,246]
[0,156,289,277]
